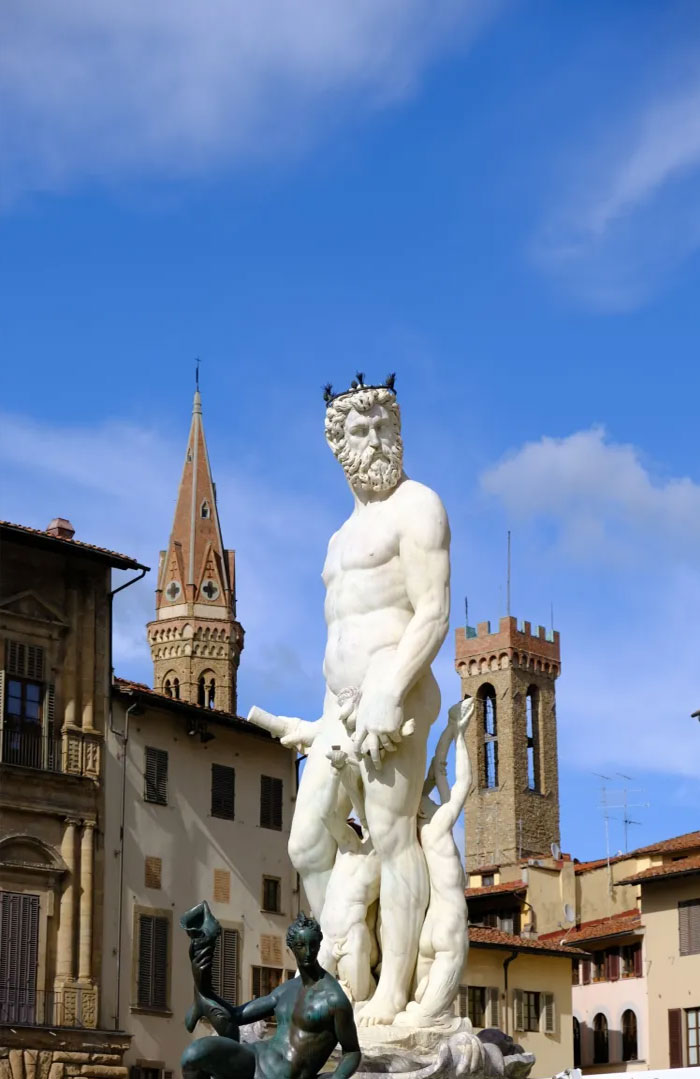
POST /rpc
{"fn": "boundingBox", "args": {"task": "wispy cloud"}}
[480,427,700,779]
[0,0,494,200]
[535,69,700,308]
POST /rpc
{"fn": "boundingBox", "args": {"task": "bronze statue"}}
[181,904,361,1079]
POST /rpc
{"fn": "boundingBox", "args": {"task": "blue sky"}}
[2,0,700,860]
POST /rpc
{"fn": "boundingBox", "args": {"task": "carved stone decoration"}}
[82,737,100,779]
[63,734,82,776]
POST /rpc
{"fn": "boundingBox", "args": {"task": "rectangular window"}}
[211,764,235,820]
[251,966,283,998]
[136,913,169,1010]
[0,891,40,1024]
[679,899,700,956]
[592,951,606,981]
[621,942,642,977]
[260,775,283,831]
[6,641,45,680]
[144,747,168,805]
[468,986,487,1028]
[211,928,240,1005]
[687,1008,700,1067]
[481,874,495,887]
[523,991,541,1032]
[262,876,281,913]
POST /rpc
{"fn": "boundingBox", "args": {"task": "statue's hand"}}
[327,747,349,772]
[190,938,215,990]
[353,690,405,768]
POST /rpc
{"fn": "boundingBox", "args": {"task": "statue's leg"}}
[181,1037,255,1079]
[287,714,351,919]
[357,677,438,1025]
[339,921,376,1003]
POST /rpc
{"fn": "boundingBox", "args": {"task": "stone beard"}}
[325,387,404,493]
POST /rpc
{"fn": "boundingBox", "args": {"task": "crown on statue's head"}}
[323,372,396,406]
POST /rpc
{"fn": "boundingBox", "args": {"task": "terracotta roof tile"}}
[0,520,147,571]
[618,854,700,886]
[574,853,634,875]
[465,880,527,898]
[540,909,642,945]
[469,926,586,957]
[630,830,700,857]
[113,677,278,742]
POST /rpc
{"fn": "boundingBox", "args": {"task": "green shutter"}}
[137,913,169,1009]
[144,747,168,805]
[487,987,500,1028]
[542,992,556,1035]
[513,988,524,1032]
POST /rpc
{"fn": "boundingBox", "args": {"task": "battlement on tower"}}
[455,615,561,678]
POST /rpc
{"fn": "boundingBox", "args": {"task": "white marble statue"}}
[249,378,464,1031]
[396,698,473,1027]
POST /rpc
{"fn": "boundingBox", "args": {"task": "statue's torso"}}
[256,975,345,1079]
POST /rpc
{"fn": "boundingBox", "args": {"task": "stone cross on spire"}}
[147,386,244,712]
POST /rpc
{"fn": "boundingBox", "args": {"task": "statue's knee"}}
[181,1041,207,1072]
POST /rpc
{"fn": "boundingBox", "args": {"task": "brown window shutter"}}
[137,913,169,1009]
[252,966,262,998]
[0,891,39,1023]
[144,747,168,805]
[633,942,643,977]
[679,900,700,956]
[260,775,283,830]
[668,1008,683,1068]
[211,764,235,820]
[211,927,239,1004]
[581,958,591,984]
[607,948,620,981]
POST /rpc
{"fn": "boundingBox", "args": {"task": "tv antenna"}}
[606,773,650,852]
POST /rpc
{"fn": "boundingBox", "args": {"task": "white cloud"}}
[481,426,700,562]
[536,71,700,308]
[0,0,493,198]
[480,427,700,780]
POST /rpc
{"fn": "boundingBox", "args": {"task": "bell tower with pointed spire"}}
[147,385,244,712]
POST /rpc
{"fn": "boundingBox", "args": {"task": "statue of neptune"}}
[251,376,451,1027]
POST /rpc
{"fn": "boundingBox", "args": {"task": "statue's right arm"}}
[247,706,318,751]
[234,989,279,1024]
[429,724,472,835]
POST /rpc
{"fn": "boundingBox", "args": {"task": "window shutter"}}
[487,987,500,1028]
[668,1008,683,1068]
[137,913,169,1009]
[144,747,168,805]
[211,764,235,820]
[581,958,591,985]
[633,942,643,977]
[0,891,40,1022]
[260,775,283,830]
[457,986,468,1018]
[513,988,524,1032]
[542,992,556,1035]
[606,948,620,981]
[7,642,45,679]
[679,900,700,956]
[211,928,239,1004]
[252,967,262,998]
[44,683,56,770]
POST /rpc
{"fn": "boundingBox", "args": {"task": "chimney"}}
[46,518,75,540]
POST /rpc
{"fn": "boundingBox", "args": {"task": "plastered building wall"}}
[462,947,574,1078]
[103,696,298,1075]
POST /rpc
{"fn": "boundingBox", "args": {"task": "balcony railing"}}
[0,728,63,772]
[0,985,93,1027]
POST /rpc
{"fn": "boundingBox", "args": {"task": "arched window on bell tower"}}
[526,686,540,792]
[207,677,216,709]
[479,684,498,788]
[173,677,180,700]
[198,676,206,708]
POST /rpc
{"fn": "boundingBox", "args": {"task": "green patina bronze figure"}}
[180,903,361,1079]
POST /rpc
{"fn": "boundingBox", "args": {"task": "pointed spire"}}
[147,385,244,713]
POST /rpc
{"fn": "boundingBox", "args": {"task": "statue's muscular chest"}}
[323,507,400,584]
[291,984,334,1033]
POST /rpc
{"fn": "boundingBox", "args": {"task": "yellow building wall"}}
[463,946,574,1079]
[576,863,639,925]
[642,877,700,1070]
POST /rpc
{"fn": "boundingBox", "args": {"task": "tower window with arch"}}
[198,670,216,709]
[201,500,211,519]
[479,684,498,789]
[163,671,178,700]
[526,685,541,792]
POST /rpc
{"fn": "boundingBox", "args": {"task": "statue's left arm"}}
[355,486,450,763]
[428,701,474,834]
[331,998,361,1079]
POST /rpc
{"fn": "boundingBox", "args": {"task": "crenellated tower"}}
[147,388,244,712]
[455,615,561,872]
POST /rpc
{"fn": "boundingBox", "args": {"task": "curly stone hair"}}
[324,385,402,463]
[286,911,323,950]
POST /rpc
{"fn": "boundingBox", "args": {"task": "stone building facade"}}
[147,390,243,713]
[455,615,561,872]
[0,518,148,1079]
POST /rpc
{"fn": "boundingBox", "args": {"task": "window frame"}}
[262,876,282,914]
[211,763,236,821]
[133,907,172,1014]
[144,747,168,806]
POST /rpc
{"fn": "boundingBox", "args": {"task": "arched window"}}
[173,678,180,700]
[573,1018,581,1069]
[593,1014,609,1064]
[479,684,498,788]
[164,679,172,698]
[198,676,206,708]
[526,686,540,792]
[622,1010,638,1061]
[207,678,216,709]
[201,500,210,518]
